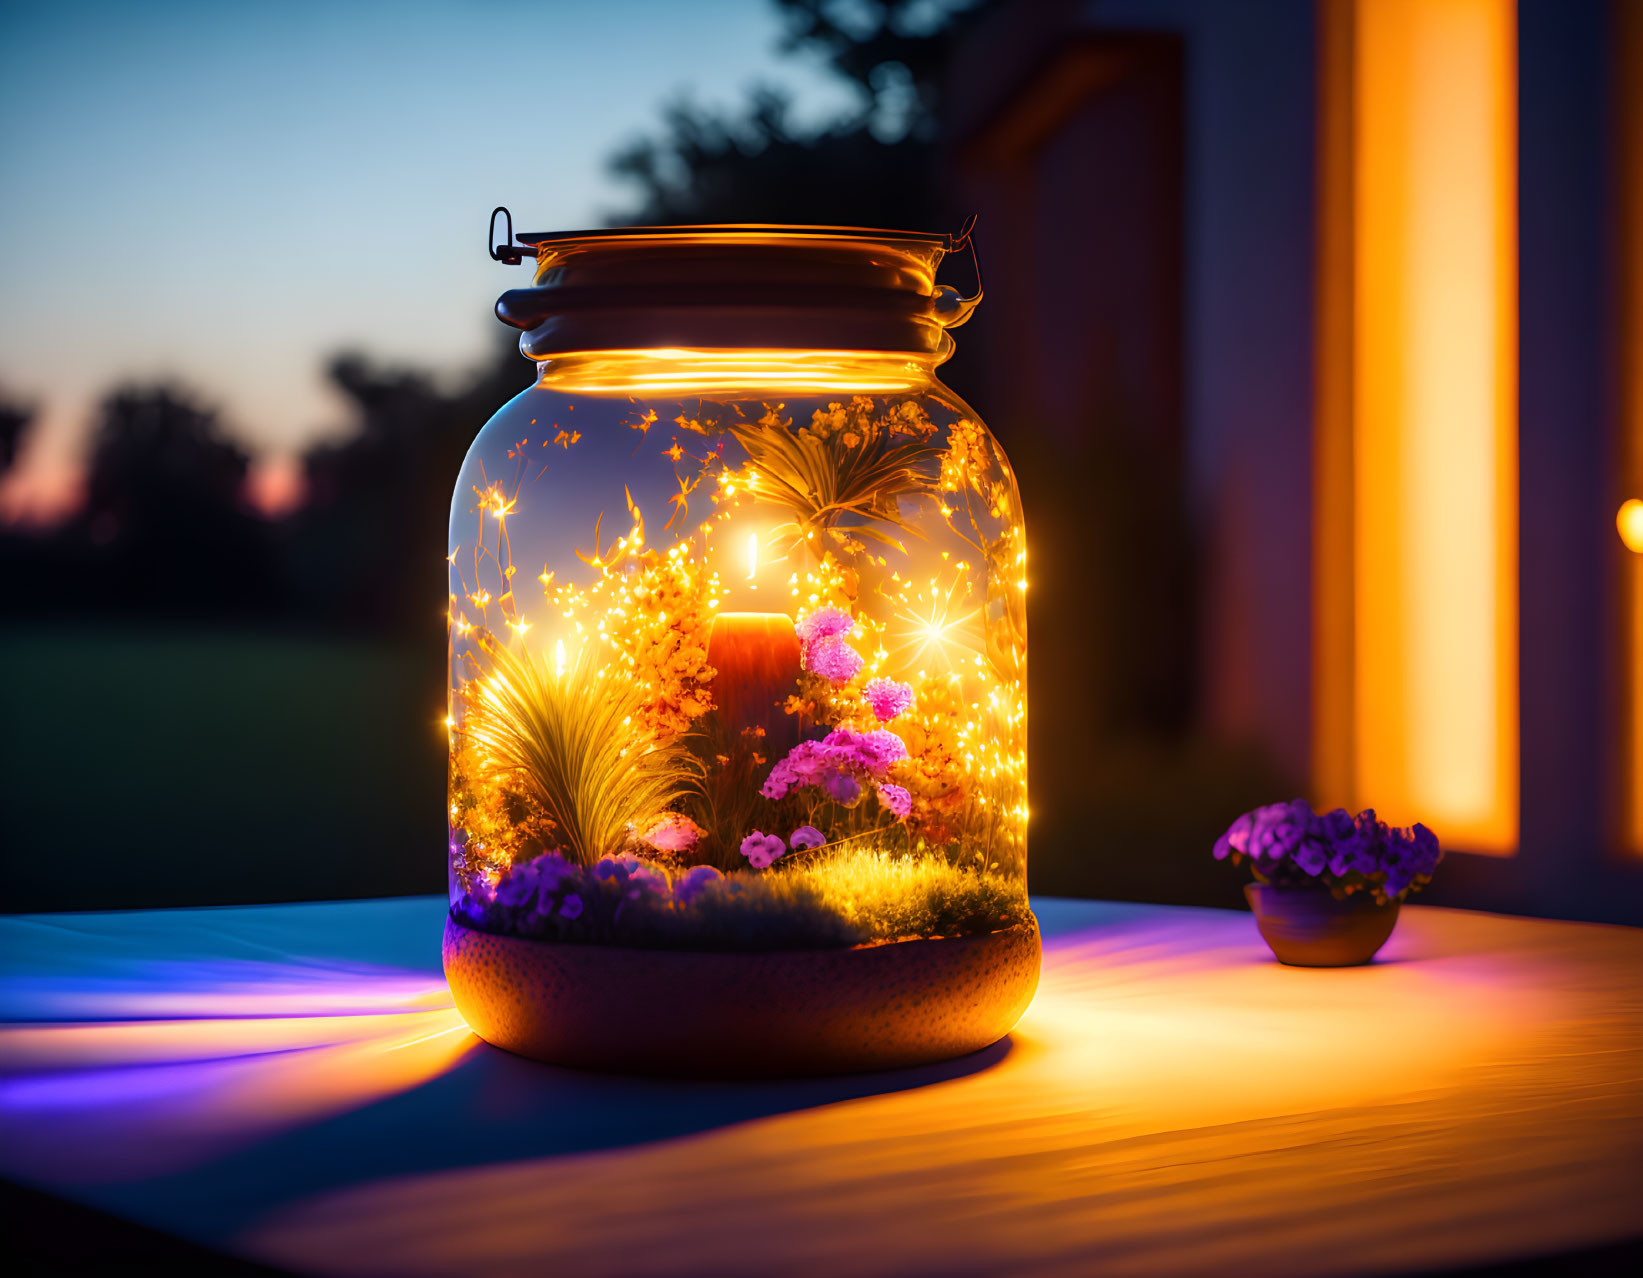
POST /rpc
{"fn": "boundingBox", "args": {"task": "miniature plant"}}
[460,633,702,867]
[725,400,941,554]
[1213,799,1442,904]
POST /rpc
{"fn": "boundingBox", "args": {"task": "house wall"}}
[946,0,1643,921]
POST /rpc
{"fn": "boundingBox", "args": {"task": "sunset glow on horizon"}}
[0,0,854,525]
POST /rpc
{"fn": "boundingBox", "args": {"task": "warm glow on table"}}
[3,896,1639,1276]
[1347,0,1518,851]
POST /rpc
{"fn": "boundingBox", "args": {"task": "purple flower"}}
[824,771,861,804]
[760,740,830,800]
[627,865,672,898]
[818,726,907,776]
[740,830,787,869]
[856,729,908,774]
[1214,799,1442,900]
[595,856,642,883]
[789,825,826,851]
[863,677,915,722]
[764,727,907,803]
[1247,800,1313,867]
[1315,807,1356,846]
[559,893,583,919]
[1381,828,1420,898]
[673,864,722,904]
[1409,822,1441,877]
[1212,811,1255,861]
[806,637,864,683]
[1292,833,1330,876]
[1327,809,1385,877]
[545,852,578,884]
[493,862,540,908]
[877,783,912,820]
[795,607,854,646]
[1381,823,1441,898]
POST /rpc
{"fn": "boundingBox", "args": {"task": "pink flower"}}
[642,813,703,852]
[805,636,863,683]
[761,740,827,800]
[739,830,787,869]
[877,783,912,820]
[855,729,909,774]
[824,772,861,804]
[789,825,826,850]
[863,677,914,722]
[795,607,854,645]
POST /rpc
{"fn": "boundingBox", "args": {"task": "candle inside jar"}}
[706,611,802,754]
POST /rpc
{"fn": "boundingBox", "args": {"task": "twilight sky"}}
[0,0,853,518]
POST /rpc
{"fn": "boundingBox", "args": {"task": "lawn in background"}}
[0,629,446,912]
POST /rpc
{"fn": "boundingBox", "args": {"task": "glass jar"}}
[442,223,1037,1074]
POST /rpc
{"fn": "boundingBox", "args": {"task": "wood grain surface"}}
[2,896,1639,1276]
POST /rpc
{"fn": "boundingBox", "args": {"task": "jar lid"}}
[487,212,981,361]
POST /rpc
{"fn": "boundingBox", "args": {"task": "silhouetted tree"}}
[0,393,32,476]
[75,383,281,615]
[608,0,991,227]
[84,385,248,527]
[774,0,983,135]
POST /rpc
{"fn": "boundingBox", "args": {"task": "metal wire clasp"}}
[933,214,983,328]
[489,206,531,265]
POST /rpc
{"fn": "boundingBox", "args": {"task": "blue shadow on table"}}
[0,896,1013,1242]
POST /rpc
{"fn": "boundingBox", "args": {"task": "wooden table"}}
[1,896,1639,1275]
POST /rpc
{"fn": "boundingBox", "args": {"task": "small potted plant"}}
[1213,800,1442,966]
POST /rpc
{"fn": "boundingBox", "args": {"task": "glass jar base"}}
[442,913,1041,1077]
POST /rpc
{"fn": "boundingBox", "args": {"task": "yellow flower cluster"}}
[938,418,993,495]
[549,536,722,745]
[448,737,558,883]
[806,395,934,446]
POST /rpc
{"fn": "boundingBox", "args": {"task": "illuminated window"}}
[1315,0,1518,852]
[1620,0,1643,854]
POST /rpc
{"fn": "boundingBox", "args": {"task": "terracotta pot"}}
[444,914,1042,1077]
[1244,882,1400,967]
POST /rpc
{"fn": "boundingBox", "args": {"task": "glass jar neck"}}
[533,348,943,396]
[497,226,976,365]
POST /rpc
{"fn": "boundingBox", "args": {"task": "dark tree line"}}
[0,339,533,632]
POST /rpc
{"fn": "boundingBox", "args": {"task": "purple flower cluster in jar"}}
[795,606,863,684]
[737,824,831,869]
[455,851,703,934]
[758,725,912,827]
[1212,799,1442,902]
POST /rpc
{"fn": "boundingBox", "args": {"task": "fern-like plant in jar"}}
[443,214,1036,1075]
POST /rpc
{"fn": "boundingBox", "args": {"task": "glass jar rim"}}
[496,222,980,361]
[516,222,957,251]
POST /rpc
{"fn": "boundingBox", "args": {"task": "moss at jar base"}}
[442,911,1042,1077]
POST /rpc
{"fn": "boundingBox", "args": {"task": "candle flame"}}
[745,531,759,582]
